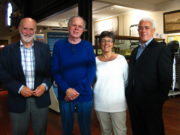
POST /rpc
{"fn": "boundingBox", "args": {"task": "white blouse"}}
[94,55,128,112]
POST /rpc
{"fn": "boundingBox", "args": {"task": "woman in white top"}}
[94,31,128,135]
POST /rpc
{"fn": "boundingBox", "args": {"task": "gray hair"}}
[139,17,155,29]
[68,16,86,29]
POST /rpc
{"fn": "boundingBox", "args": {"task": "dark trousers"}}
[128,102,165,135]
[10,97,48,135]
[59,100,92,135]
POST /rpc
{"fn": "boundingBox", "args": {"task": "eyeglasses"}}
[138,26,152,30]
[70,24,85,30]
[101,40,113,43]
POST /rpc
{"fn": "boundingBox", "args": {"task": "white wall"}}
[118,10,164,37]
[94,9,165,37]
[93,9,166,49]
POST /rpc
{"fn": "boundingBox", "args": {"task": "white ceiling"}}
[37,0,179,27]
[37,1,134,27]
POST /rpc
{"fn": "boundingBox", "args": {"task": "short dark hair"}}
[99,31,115,43]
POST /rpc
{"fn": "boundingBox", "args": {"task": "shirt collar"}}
[20,40,34,48]
[139,38,153,47]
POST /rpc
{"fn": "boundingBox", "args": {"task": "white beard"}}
[20,32,35,43]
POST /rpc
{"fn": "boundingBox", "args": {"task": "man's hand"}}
[33,84,46,97]
[64,95,71,102]
[65,88,79,101]
[20,86,33,97]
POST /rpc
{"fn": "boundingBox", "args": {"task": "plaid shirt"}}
[20,41,35,90]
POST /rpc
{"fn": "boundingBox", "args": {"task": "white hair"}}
[139,17,155,29]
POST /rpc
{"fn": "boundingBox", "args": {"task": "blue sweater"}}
[51,39,96,102]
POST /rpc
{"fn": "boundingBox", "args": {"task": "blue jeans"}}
[59,100,92,135]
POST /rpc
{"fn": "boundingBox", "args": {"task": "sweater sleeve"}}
[51,42,70,93]
[74,43,96,92]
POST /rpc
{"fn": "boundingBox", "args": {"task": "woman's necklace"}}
[101,52,114,61]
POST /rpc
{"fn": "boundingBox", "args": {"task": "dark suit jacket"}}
[0,41,52,113]
[126,39,172,106]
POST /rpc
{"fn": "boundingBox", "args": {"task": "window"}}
[6,2,12,26]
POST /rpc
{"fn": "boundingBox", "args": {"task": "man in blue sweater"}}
[51,16,96,135]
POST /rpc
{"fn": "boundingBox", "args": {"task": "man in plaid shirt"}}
[0,17,52,135]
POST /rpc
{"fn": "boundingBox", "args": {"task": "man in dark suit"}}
[0,18,52,135]
[126,17,172,135]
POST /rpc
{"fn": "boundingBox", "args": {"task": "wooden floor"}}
[0,90,180,135]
